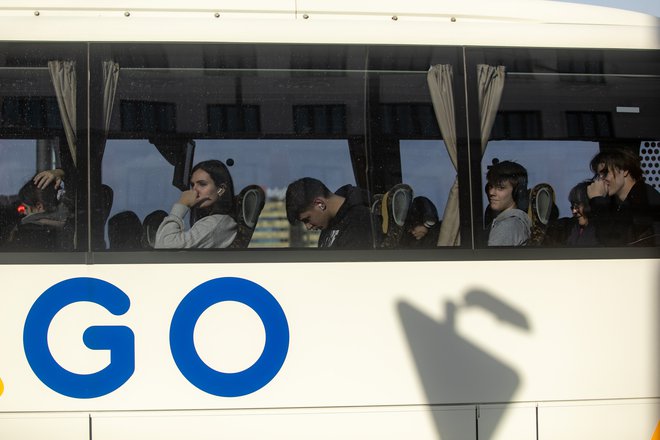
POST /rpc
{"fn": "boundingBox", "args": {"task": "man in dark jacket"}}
[587,149,660,246]
[285,177,375,248]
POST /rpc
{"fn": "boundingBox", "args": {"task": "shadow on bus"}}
[397,289,531,439]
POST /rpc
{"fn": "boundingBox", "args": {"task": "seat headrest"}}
[390,185,413,227]
[238,185,265,229]
[529,183,555,226]
[380,183,412,233]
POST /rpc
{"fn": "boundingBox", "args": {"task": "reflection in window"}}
[293,105,346,135]
[1,97,62,129]
[208,104,260,133]
[566,111,613,138]
[378,104,439,137]
[491,111,541,140]
[120,100,176,133]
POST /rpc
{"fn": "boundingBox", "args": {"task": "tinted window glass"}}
[0,43,84,252]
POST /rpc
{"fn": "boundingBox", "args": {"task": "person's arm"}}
[154,204,218,249]
[585,177,626,245]
[155,189,238,249]
[33,169,65,190]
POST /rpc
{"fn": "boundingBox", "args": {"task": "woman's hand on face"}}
[178,189,208,208]
[33,169,64,189]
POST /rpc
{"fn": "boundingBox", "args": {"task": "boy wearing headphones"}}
[485,160,531,246]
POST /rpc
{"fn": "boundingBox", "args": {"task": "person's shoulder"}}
[495,208,530,226]
[642,182,660,205]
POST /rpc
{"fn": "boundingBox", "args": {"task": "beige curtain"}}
[478,64,506,155]
[48,60,77,166]
[103,61,120,138]
[427,64,460,246]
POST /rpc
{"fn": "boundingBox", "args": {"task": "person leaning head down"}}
[285,177,333,229]
[285,177,375,248]
[19,179,59,215]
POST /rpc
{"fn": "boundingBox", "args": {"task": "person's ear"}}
[312,197,326,211]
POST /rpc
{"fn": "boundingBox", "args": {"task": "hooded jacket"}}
[488,208,531,246]
[318,185,375,248]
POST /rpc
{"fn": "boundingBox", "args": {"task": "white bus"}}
[0,1,658,439]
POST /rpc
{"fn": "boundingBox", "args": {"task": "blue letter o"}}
[170,277,289,397]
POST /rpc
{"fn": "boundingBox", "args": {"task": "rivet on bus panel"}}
[302,14,309,19]
[124,11,131,17]
[214,12,220,18]
[34,11,40,16]
[451,17,457,22]
[392,16,398,21]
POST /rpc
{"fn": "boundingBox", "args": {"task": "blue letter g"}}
[23,277,134,398]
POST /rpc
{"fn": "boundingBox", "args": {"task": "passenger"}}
[108,211,143,250]
[10,170,72,250]
[587,149,660,246]
[566,181,598,246]
[401,196,440,248]
[485,160,531,246]
[285,177,374,248]
[155,160,237,249]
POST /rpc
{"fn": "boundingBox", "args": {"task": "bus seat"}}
[372,183,413,248]
[141,209,167,249]
[108,210,143,250]
[528,183,558,246]
[229,185,265,248]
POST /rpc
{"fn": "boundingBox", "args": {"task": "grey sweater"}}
[488,208,531,246]
[155,203,237,249]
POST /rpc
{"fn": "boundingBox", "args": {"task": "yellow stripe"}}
[381,191,390,234]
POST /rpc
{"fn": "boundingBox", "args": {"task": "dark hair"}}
[18,179,58,213]
[406,196,439,227]
[285,177,332,224]
[589,149,643,181]
[486,160,529,209]
[190,160,235,222]
[568,180,592,215]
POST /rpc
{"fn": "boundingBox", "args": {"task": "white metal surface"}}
[0,0,657,48]
[0,259,657,438]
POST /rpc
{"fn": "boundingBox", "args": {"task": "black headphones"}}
[488,159,529,211]
[514,173,529,211]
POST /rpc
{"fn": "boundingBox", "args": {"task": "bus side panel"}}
[538,400,660,440]
[90,406,475,440]
[0,413,88,440]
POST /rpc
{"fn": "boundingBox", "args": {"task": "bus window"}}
[367,45,461,248]
[0,44,83,252]
[94,43,368,250]
[470,48,660,248]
